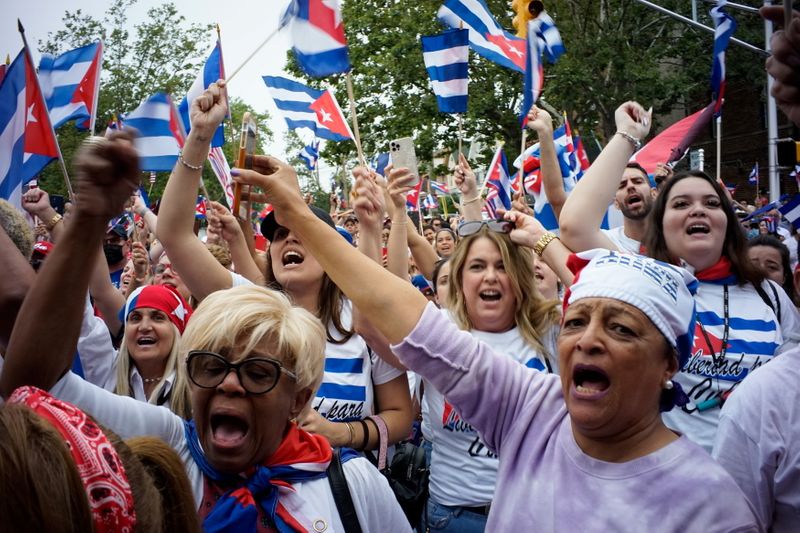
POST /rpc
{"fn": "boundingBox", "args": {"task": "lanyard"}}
[695,285,730,412]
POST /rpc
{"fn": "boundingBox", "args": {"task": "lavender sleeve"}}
[391,302,561,454]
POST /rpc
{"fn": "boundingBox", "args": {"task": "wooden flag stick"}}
[457,113,464,158]
[224,26,280,84]
[345,71,367,168]
[715,115,722,183]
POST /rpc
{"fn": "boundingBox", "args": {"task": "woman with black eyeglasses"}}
[0,129,411,533]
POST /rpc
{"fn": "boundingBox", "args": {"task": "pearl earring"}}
[664,380,674,390]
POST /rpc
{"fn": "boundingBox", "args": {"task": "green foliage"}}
[283,0,764,172]
[34,0,274,205]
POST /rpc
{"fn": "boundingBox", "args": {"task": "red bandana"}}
[694,256,735,283]
[9,386,136,532]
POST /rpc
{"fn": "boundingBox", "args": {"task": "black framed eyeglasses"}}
[186,350,297,395]
[457,219,514,238]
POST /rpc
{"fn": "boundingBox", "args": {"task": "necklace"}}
[695,285,729,411]
[142,376,163,384]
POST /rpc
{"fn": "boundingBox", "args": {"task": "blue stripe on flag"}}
[324,358,364,373]
[316,383,366,402]
[695,311,778,332]
[425,62,468,82]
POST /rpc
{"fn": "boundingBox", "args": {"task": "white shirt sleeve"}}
[230,270,256,287]
[343,457,413,532]
[76,294,117,389]
[371,351,405,385]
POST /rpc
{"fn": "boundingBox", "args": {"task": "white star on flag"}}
[322,0,343,27]
[319,109,333,123]
[27,103,38,124]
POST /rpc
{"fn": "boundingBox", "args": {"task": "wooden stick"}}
[345,72,367,168]
[715,115,722,183]
[224,26,280,84]
[457,113,464,159]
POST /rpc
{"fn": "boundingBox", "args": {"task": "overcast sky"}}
[2,0,331,182]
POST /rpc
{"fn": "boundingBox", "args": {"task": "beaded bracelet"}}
[178,152,204,171]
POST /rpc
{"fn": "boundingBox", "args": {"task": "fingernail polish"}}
[230,168,240,176]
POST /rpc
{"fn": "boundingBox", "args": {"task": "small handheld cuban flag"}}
[299,141,319,170]
[779,193,800,228]
[484,147,512,218]
[195,196,207,219]
[710,0,737,118]
[280,0,351,77]
[519,20,544,128]
[178,41,225,147]
[421,29,469,114]
[123,93,186,172]
[533,11,565,64]
[423,193,438,211]
[748,162,759,185]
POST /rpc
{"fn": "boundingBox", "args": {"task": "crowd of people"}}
[0,6,799,533]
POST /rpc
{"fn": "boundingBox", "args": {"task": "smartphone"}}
[389,137,420,187]
[49,194,65,216]
[232,112,257,220]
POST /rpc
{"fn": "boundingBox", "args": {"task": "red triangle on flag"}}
[309,90,353,139]
[23,53,58,158]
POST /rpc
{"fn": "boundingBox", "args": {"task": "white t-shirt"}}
[50,372,411,532]
[230,273,404,421]
[713,344,800,532]
[601,226,641,254]
[422,309,558,506]
[662,279,799,452]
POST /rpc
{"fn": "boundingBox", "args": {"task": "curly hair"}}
[0,199,34,259]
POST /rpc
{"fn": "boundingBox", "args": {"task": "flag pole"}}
[344,71,367,168]
[715,115,722,182]
[457,113,464,158]
[216,24,237,143]
[224,26,280,84]
[88,40,103,136]
[18,20,75,200]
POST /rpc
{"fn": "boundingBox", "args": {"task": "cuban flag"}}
[370,152,390,176]
[513,142,579,231]
[406,178,423,210]
[421,29,469,114]
[299,140,319,170]
[519,20,543,127]
[710,1,737,117]
[533,12,565,63]
[423,193,438,211]
[779,194,800,228]
[280,0,351,77]
[309,89,353,141]
[438,0,526,73]
[195,196,207,219]
[124,93,186,172]
[208,146,234,208]
[430,180,451,196]
[178,41,225,147]
[0,49,59,207]
[38,41,103,131]
[263,76,352,141]
[748,162,759,185]
[484,147,512,218]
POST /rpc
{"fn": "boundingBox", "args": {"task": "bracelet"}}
[44,213,63,231]
[462,195,481,205]
[344,421,355,447]
[357,419,370,451]
[615,131,642,151]
[178,151,204,171]
[533,232,559,257]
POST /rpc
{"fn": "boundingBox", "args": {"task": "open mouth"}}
[626,194,642,208]
[479,290,502,301]
[686,224,710,235]
[282,250,304,266]
[137,336,156,346]
[572,364,610,396]
[210,413,250,449]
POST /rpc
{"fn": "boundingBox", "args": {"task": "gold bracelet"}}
[344,421,355,447]
[533,232,559,257]
[45,213,63,231]
[178,151,204,171]
[462,195,481,205]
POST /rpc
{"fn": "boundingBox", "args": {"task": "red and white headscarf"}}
[8,386,137,532]
[124,285,191,334]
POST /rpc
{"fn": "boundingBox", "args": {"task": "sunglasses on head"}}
[457,219,514,238]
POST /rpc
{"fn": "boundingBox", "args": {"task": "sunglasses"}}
[457,219,514,238]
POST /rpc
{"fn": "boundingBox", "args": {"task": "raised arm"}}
[157,81,234,300]
[528,107,567,219]
[0,133,140,398]
[503,210,574,287]
[233,157,426,345]
[558,102,651,252]
[207,201,264,285]
[455,153,483,222]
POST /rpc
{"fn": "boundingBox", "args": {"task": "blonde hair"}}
[0,199,34,259]
[115,322,193,419]
[446,228,559,357]
[182,285,326,395]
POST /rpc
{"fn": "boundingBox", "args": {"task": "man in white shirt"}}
[599,162,656,254]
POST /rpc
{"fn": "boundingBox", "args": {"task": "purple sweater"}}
[392,304,759,532]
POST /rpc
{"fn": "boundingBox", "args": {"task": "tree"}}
[283,0,763,174]
[34,0,272,205]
